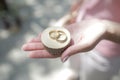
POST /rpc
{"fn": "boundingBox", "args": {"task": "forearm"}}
[102,20,120,43]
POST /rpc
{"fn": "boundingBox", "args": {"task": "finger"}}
[61,40,94,62]
[61,44,80,61]
[70,0,83,12]
[28,38,41,43]
[28,34,41,43]
[22,43,44,51]
[37,33,41,38]
[28,50,59,58]
[35,33,42,42]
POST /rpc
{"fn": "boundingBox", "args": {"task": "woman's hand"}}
[61,19,106,61]
[22,19,107,62]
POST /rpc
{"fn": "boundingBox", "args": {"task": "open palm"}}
[22,19,106,61]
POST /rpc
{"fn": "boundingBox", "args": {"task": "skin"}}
[22,19,120,62]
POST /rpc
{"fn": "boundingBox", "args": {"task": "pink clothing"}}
[77,0,120,57]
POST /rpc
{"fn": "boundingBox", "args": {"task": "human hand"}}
[22,19,107,62]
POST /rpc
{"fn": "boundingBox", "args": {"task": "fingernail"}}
[21,44,27,50]
[62,56,69,63]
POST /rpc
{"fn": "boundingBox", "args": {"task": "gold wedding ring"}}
[49,30,67,43]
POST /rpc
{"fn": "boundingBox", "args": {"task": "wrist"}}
[101,20,120,43]
[101,20,112,40]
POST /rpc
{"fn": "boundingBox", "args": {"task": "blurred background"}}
[0,0,120,80]
[0,0,75,80]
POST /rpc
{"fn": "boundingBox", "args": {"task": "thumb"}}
[61,44,81,62]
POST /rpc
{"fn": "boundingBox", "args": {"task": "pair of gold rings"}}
[49,30,67,43]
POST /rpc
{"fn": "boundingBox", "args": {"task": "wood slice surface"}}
[41,27,71,55]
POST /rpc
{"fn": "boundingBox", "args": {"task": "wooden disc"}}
[41,27,71,55]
